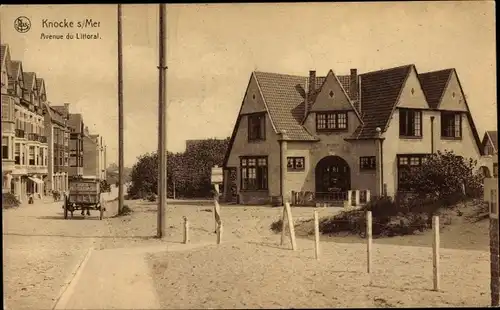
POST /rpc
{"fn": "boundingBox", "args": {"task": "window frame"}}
[399,108,422,138]
[247,113,266,142]
[359,156,376,171]
[2,137,8,160]
[397,154,430,191]
[287,156,305,172]
[441,111,462,139]
[240,156,268,191]
[316,111,348,132]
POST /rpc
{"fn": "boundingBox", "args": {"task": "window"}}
[240,156,268,190]
[399,109,422,137]
[69,156,77,167]
[494,163,498,178]
[2,137,8,159]
[14,143,20,164]
[360,156,376,170]
[248,114,266,141]
[441,112,462,139]
[397,154,429,191]
[316,112,348,131]
[287,157,305,171]
[39,148,43,166]
[29,146,35,166]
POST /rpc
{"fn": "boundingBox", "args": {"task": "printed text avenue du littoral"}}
[40,32,101,40]
[42,18,101,29]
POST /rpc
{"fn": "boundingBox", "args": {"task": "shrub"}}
[2,192,20,209]
[116,204,132,217]
[406,150,483,204]
[270,218,283,233]
[146,193,157,202]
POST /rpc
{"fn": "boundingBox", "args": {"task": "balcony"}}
[38,135,48,143]
[15,129,25,139]
[27,133,39,141]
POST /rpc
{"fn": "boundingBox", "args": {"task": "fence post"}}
[280,205,287,246]
[432,215,440,291]
[366,190,371,204]
[183,216,189,244]
[216,223,223,245]
[367,211,372,273]
[355,190,361,207]
[347,190,353,207]
[314,209,320,260]
[285,202,297,250]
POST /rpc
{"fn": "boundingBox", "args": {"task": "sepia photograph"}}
[1,2,498,309]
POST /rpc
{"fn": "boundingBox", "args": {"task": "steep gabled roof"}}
[254,71,317,141]
[350,64,413,139]
[418,69,453,108]
[484,131,498,153]
[36,78,44,92]
[10,60,22,80]
[1,44,8,67]
[23,72,36,91]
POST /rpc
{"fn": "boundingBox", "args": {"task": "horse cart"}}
[63,175,106,220]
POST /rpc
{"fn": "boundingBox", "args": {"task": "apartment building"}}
[67,113,85,177]
[44,101,70,193]
[1,44,49,202]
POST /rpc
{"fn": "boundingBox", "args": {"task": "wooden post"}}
[367,211,372,273]
[280,205,287,246]
[355,190,361,207]
[366,190,371,203]
[347,190,353,207]
[285,202,297,250]
[213,184,222,243]
[432,215,440,291]
[183,216,189,244]
[314,209,320,260]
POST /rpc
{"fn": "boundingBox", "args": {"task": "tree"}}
[127,152,158,199]
[406,150,483,205]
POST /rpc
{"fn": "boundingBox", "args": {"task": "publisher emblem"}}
[14,16,31,33]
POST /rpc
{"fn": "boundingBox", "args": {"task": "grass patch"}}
[114,204,133,217]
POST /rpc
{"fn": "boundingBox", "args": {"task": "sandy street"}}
[2,188,119,310]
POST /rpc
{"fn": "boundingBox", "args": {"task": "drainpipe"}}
[376,127,384,196]
[279,130,288,206]
[430,116,435,154]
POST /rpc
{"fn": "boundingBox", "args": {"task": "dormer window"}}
[316,111,348,132]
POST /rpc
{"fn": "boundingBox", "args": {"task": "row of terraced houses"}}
[1,44,107,203]
[222,65,498,205]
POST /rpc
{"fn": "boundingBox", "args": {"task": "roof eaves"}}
[452,68,484,156]
[381,64,414,133]
[253,71,279,134]
[487,131,498,153]
[330,69,364,125]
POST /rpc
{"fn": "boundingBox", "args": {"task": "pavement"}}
[53,241,221,309]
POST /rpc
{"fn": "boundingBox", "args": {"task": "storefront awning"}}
[28,177,44,185]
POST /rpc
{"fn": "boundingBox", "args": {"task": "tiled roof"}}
[337,75,351,98]
[0,44,7,66]
[254,71,317,141]
[23,72,36,91]
[487,130,498,152]
[10,60,22,80]
[418,69,453,108]
[36,78,44,91]
[351,65,413,139]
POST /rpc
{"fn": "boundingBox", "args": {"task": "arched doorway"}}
[315,156,351,197]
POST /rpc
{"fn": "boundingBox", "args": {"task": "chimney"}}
[308,70,316,112]
[350,69,360,112]
[64,102,70,118]
[304,78,309,120]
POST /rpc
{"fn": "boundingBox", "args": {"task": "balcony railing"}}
[15,129,25,138]
[27,133,39,141]
[38,135,48,143]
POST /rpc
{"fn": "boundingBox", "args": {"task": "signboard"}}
[211,165,223,184]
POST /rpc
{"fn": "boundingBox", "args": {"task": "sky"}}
[0,2,496,167]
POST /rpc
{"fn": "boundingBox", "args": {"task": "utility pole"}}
[157,3,168,238]
[117,4,125,213]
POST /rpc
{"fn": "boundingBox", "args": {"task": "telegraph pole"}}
[118,4,125,213]
[157,3,168,238]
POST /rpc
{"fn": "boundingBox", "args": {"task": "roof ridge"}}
[360,64,414,76]
[254,70,308,79]
[418,68,455,76]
